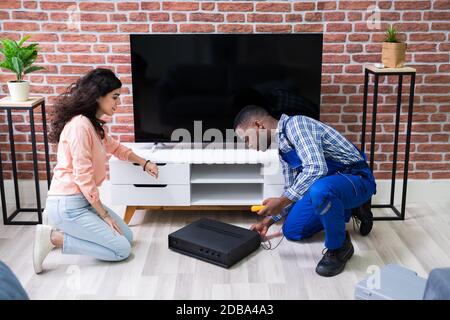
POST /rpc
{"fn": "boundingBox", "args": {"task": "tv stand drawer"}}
[109,161,189,185]
[110,184,190,206]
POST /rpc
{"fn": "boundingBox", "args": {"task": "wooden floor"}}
[1,201,449,300]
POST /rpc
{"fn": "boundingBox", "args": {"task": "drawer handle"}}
[132,163,167,166]
[133,184,168,188]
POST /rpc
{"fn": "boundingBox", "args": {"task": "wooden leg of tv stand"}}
[123,205,252,224]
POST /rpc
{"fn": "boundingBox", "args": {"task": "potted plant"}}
[0,35,45,101]
[381,25,407,68]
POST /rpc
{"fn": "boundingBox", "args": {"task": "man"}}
[234,105,376,277]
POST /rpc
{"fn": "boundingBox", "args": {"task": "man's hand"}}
[257,196,292,216]
[250,217,273,238]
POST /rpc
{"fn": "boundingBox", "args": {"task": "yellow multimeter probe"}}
[251,205,265,213]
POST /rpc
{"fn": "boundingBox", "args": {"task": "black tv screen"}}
[130,34,323,143]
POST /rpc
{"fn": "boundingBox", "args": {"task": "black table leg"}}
[369,74,379,172]
[0,132,7,224]
[361,69,369,153]
[30,109,43,224]
[7,110,21,217]
[401,74,416,220]
[41,101,51,188]
[390,75,403,211]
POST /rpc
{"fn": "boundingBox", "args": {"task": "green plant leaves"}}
[0,35,45,81]
[384,26,398,43]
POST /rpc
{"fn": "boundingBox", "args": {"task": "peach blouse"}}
[48,115,132,204]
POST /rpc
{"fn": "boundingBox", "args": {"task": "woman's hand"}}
[102,214,123,235]
[144,161,159,178]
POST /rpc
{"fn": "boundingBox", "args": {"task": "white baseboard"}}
[1,179,449,208]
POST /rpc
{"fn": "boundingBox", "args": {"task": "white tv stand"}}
[109,143,284,224]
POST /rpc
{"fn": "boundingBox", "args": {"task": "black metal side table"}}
[0,96,51,225]
[361,65,416,221]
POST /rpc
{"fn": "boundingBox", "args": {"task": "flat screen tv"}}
[130,34,323,143]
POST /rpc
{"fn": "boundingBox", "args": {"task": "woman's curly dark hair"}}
[49,68,122,143]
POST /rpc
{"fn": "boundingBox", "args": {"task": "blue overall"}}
[280,133,376,250]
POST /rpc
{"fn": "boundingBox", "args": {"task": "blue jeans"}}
[282,167,376,250]
[45,193,133,261]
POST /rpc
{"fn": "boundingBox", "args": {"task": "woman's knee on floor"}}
[110,236,132,261]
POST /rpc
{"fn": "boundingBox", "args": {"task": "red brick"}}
[317,1,336,10]
[393,23,429,32]
[431,134,449,142]
[227,14,245,23]
[324,34,346,42]
[293,2,316,11]
[190,13,224,22]
[0,0,21,9]
[81,13,108,22]
[49,12,68,21]
[79,2,114,11]
[218,24,253,33]
[345,65,363,73]
[322,54,350,63]
[218,2,253,12]
[432,172,450,179]
[201,2,215,11]
[100,35,130,43]
[112,45,131,54]
[119,24,149,33]
[117,2,140,11]
[352,54,382,63]
[415,54,449,63]
[57,44,91,53]
[163,2,199,11]
[339,1,378,9]
[347,12,362,21]
[141,2,160,10]
[324,12,345,21]
[152,24,177,33]
[294,24,323,32]
[425,11,450,21]
[285,14,302,23]
[12,11,48,20]
[395,1,431,10]
[431,23,450,31]
[40,1,76,10]
[172,13,187,22]
[347,44,364,53]
[256,25,292,33]
[148,13,170,22]
[256,3,291,12]
[348,34,370,42]
[180,24,215,33]
[93,45,109,53]
[402,12,422,21]
[434,0,450,9]
[323,44,344,53]
[326,23,352,32]
[3,22,40,31]
[334,75,365,84]
[70,55,105,64]
[129,12,148,22]
[107,55,131,64]
[248,14,283,23]
[425,75,450,84]
[418,144,450,152]
[61,34,97,42]
[305,12,323,22]
[409,33,446,42]
[82,24,117,32]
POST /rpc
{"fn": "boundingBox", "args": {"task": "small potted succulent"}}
[0,35,45,101]
[381,25,407,68]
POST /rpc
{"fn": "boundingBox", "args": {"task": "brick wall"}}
[0,0,449,180]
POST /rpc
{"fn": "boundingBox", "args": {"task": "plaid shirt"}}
[275,114,363,219]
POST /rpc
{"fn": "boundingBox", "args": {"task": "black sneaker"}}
[352,200,373,236]
[315,232,354,277]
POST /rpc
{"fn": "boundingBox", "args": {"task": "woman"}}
[33,68,158,274]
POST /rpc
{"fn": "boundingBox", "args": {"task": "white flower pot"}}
[7,80,30,101]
